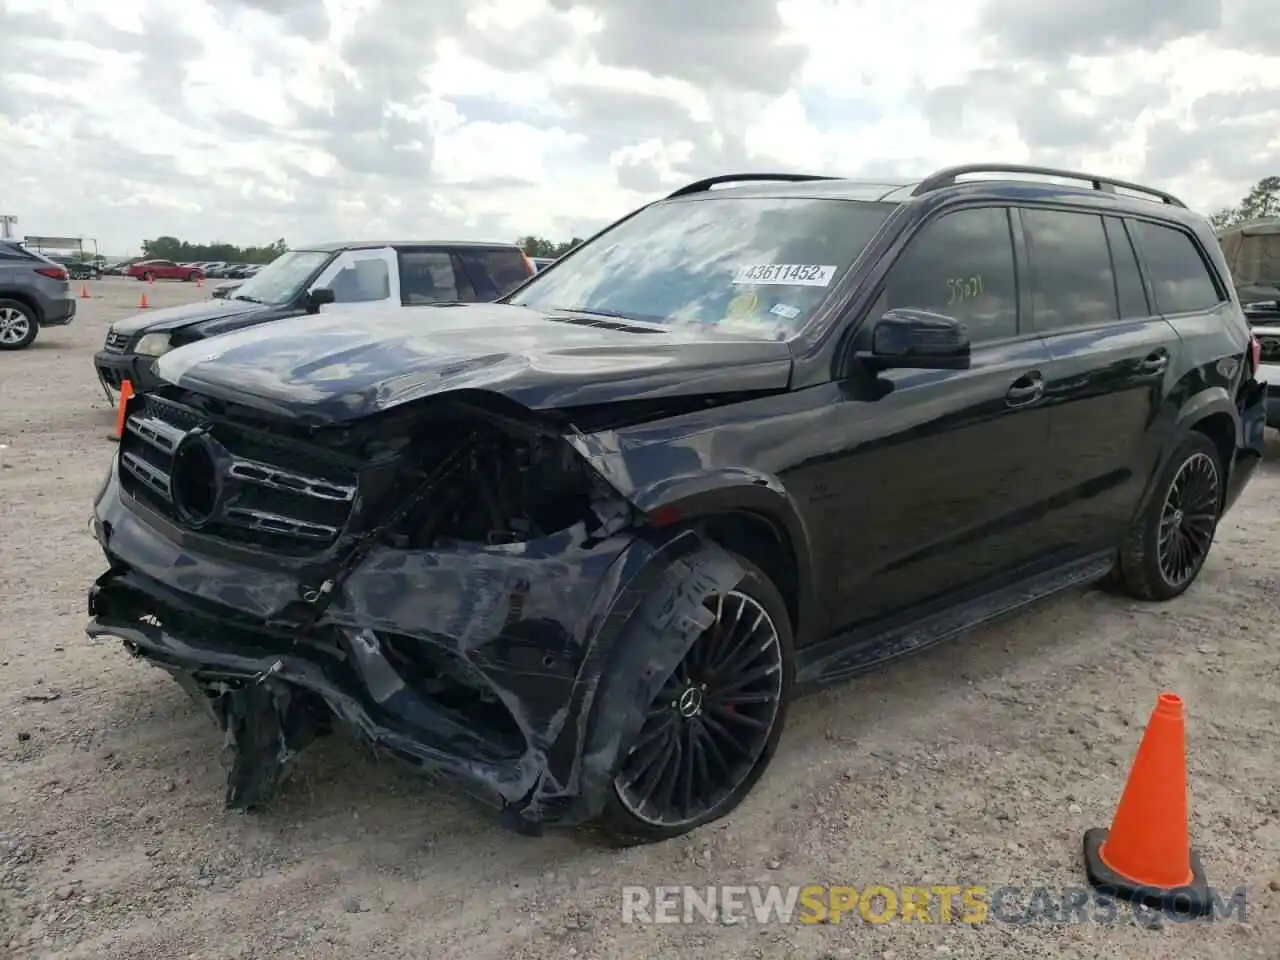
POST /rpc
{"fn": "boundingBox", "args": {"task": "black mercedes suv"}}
[86,164,1267,844]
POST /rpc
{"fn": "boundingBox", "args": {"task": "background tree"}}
[1208,176,1280,230]
[140,236,289,263]
[516,235,584,258]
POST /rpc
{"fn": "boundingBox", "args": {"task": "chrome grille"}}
[117,394,359,552]
[103,330,131,352]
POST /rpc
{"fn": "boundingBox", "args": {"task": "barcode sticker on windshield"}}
[733,264,837,286]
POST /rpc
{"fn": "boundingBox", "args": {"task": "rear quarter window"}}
[1127,220,1224,314]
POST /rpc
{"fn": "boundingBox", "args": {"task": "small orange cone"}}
[148,274,155,284]
[138,292,149,309]
[1083,692,1210,915]
[114,379,134,440]
[79,283,90,299]
[196,275,203,288]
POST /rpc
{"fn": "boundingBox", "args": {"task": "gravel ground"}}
[1,278,1278,959]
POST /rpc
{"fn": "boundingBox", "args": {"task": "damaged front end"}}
[87,386,743,833]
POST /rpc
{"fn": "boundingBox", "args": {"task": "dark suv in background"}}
[93,240,535,395]
[0,242,76,350]
[87,164,1265,844]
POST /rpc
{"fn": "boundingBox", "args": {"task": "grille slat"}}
[117,395,359,553]
[103,331,131,352]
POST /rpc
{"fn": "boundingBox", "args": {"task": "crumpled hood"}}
[110,297,265,336]
[153,302,794,423]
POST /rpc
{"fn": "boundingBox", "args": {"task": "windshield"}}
[230,250,332,305]
[507,196,894,339]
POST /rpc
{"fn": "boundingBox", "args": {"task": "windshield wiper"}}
[232,294,264,303]
[550,306,640,321]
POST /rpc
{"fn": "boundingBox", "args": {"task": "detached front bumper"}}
[86,460,742,833]
[94,349,162,393]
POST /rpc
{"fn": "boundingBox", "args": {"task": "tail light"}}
[35,266,68,281]
[1250,334,1261,373]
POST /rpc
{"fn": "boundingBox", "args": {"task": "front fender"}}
[508,530,744,827]
[568,431,816,639]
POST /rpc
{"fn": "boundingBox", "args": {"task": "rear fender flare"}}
[1132,386,1237,521]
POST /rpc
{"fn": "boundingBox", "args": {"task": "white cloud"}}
[0,0,1277,257]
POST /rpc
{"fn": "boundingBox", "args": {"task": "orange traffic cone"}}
[114,379,134,440]
[148,274,154,284]
[138,292,149,309]
[79,283,90,299]
[196,275,203,288]
[1083,692,1210,915]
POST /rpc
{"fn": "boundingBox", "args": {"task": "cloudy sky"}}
[1,0,1277,257]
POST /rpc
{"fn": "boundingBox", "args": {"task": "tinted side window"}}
[1023,209,1118,332]
[1128,220,1223,314]
[329,255,390,303]
[879,207,1018,342]
[457,248,531,300]
[1104,217,1150,317]
[400,250,460,304]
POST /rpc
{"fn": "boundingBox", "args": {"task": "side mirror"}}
[856,308,971,371]
[306,287,336,313]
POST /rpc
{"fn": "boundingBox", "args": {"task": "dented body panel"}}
[89,447,745,829]
[151,303,794,425]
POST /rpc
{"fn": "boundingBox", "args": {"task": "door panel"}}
[1037,320,1181,548]
[309,248,400,312]
[811,204,1055,632]
[822,338,1056,631]
[1022,209,1181,551]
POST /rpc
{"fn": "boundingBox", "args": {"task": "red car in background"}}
[126,259,203,282]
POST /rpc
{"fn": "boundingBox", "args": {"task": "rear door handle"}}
[1005,372,1044,408]
[1139,349,1169,376]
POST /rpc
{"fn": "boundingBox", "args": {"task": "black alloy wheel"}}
[1156,451,1220,589]
[1118,432,1224,602]
[608,570,791,841]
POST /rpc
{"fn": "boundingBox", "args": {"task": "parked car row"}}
[84,164,1266,846]
[100,259,268,280]
[179,261,265,279]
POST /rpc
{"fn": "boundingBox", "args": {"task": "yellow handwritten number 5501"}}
[946,276,984,305]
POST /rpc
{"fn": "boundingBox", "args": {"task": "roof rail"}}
[911,164,1187,208]
[666,173,841,199]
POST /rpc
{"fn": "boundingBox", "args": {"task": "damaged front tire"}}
[602,554,794,844]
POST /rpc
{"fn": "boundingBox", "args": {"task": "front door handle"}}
[1005,372,1044,408]
[1138,349,1169,376]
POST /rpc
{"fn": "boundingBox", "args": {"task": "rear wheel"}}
[1118,433,1223,601]
[599,555,794,844]
[187,272,199,282]
[0,300,38,350]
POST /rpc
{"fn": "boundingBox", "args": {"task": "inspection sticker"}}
[733,264,837,286]
[769,303,801,320]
